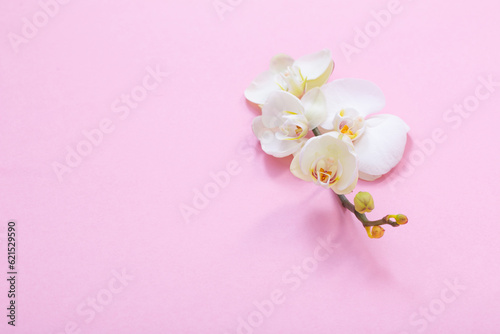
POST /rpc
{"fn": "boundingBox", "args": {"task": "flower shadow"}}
[312,193,395,285]
[245,99,261,116]
[252,143,294,179]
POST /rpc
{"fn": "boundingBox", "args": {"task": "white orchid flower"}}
[252,88,326,158]
[245,49,334,105]
[290,132,358,194]
[320,78,410,181]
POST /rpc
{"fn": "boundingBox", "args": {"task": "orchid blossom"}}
[290,132,358,195]
[245,49,334,105]
[252,88,326,158]
[245,51,410,239]
[320,78,410,181]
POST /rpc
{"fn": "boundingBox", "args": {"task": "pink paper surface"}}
[1,0,499,333]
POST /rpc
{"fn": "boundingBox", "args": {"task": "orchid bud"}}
[395,214,408,225]
[354,192,374,213]
[364,226,385,239]
[387,214,408,225]
[370,226,385,239]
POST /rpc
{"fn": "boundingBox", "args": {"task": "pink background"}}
[1,0,500,333]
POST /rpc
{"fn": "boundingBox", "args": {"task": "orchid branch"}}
[311,127,407,237]
[336,194,400,227]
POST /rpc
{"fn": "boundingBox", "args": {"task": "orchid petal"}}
[261,91,304,128]
[291,132,358,194]
[294,49,333,80]
[252,116,304,158]
[244,70,280,105]
[301,87,327,129]
[354,114,410,180]
[269,54,295,73]
[358,171,381,181]
[331,135,358,193]
[320,78,386,129]
[290,151,311,182]
[305,60,334,91]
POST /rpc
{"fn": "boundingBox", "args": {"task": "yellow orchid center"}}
[334,109,366,141]
[339,124,357,140]
[278,121,308,141]
[310,157,340,186]
[276,66,306,98]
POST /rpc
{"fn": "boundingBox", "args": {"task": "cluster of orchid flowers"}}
[245,49,409,238]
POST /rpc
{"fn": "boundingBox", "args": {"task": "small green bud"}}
[387,214,408,225]
[396,214,408,225]
[354,192,374,213]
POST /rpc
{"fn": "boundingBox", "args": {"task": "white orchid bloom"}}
[245,49,334,105]
[290,132,358,194]
[252,88,326,158]
[320,78,410,181]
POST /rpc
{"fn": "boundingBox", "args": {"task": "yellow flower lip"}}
[336,110,366,141]
[276,66,306,98]
[311,169,339,185]
[282,125,307,141]
[340,125,358,140]
[278,112,309,141]
[310,156,340,186]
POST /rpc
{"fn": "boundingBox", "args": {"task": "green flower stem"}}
[337,195,399,227]
[312,128,322,136]
[311,127,400,228]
